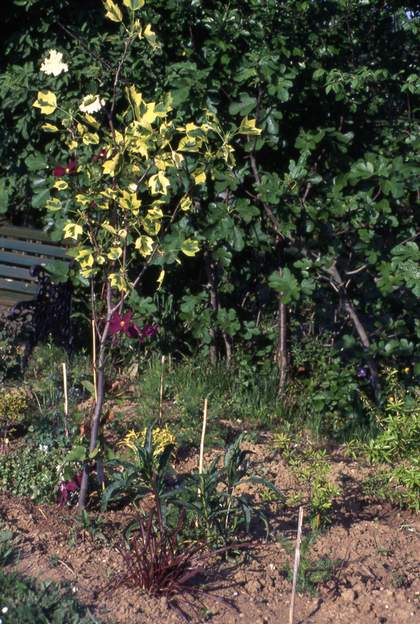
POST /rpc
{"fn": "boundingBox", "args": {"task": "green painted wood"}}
[0,265,36,281]
[0,237,68,258]
[0,225,52,242]
[0,251,48,268]
[0,290,34,307]
[0,278,39,295]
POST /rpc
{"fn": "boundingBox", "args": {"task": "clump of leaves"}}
[101,423,174,510]
[0,387,28,437]
[115,506,206,599]
[0,529,18,567]
[0,445,64,503]
[362,458,420,512]
[274,436,339,529]
[0,570,100,623]
[177,433,281,547]
[282,530,342,595]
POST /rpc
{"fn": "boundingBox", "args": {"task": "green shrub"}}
[0,388,28,436]
[0,571,102,624]
[0,445,64,503]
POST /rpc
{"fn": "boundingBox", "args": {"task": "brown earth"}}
[0,440,419,624]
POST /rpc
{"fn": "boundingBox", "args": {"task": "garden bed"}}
[1,437,419,624]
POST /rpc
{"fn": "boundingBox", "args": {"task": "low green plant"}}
[362,459,420,512]
[176,434,281,547]
[0,388,28,438]
[282,530,342,595]
[0,323,23,383]
[101,424,174,511]
[275,438,340,528]
[0,529,18,567]
[0,445,64,503]
[0,571,101,623]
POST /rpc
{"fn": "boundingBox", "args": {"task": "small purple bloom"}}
[58,472,82,506]
[357,367,368,379]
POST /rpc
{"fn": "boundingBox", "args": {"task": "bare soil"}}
[1,439,419,624]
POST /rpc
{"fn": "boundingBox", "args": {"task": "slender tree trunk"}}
[205,252,218,365]
[276,299,288,396]
[78,283,113,510]
[326,264,379,396]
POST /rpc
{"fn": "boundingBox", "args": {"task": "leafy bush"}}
[0,445,64,503]
[0,571,101,624]
[0,388,28,436]
[176,434,281,547]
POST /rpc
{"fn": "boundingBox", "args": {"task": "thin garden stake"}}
[289,506,304,624]
[196,398,209,520]
[159,355,165,427]
[199,398,208,474]
[62,362,69,439]
[92,319,98,402]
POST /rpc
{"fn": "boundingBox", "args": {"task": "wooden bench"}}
[0,223,69,308]
[0,222,72,359]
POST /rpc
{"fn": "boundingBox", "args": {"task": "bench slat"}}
[0,278,39,295]
[0,225,52,242]
[0,251,48,268]
[0,290,35,307]
[0,265,37,281]
[0,237,68,258]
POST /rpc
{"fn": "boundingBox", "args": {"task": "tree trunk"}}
[326,264,379,397]
[205,252,219,365]
[276,300,288,396]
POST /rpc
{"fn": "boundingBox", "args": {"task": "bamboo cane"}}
[92,319,98,402]
[62,362,69,439]
[159,355,165,427]
[289,506,304,624]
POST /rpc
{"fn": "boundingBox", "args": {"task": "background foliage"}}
[1,1,419,432]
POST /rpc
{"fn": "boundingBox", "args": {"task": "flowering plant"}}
[33,0,260,508]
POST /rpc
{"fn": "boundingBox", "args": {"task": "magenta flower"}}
[53,159,78,177]
[108,311,159,341]
[58,472,82,506]
[109,311,139,336]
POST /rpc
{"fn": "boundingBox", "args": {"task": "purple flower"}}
[357,367,368,379]
[58,472,82,506]
[108,311,158,341]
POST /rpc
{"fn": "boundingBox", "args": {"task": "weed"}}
[281,530,342,595]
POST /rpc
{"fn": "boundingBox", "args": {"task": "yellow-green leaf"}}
[41,123,59,133]
[193,170,206,185]
[103,154,120,176]
[135,235,154,257]
[119,190,141,213]
[45,198,62,212]
[181,239,200,257]
[82,132,100,145]
[109,272,128,292]
[63,222,83,240]
[53,180,69,191]
[123,0,144,11]
[107,247,123,260]
[33,91,57,115]
[179,196,192,212]
[104,0,123,22]
[238,117,262,136]
[148,171,170,195]
[157,269,165,288]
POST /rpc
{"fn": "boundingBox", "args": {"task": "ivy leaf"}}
[104,0,123,22]
[181,239,200,257]
[33,91,57,115]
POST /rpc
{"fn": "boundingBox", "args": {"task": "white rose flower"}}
[79,95,105,114]
[40,50,69,76]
